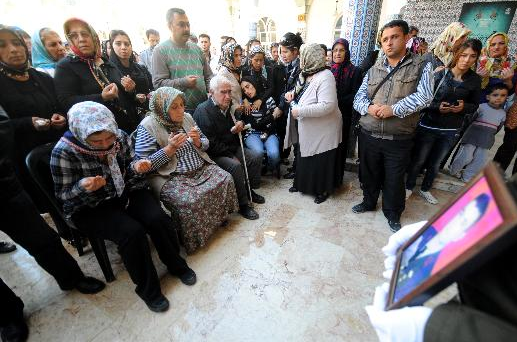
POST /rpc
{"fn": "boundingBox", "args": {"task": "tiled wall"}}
[402,0,517,55]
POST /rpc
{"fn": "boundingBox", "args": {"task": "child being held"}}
[449,84,509,182]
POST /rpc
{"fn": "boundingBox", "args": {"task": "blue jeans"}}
[245,133,280,170]
[406,126,458,192]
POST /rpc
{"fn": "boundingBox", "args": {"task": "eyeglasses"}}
[67,31,91,41]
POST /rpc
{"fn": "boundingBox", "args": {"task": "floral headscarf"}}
[478,32,514,89]
[31,28,60,69]
[0,26,30,77]
[249,45,265,59]
[149,87,186,131]
[63,18,101,60]
[221,42,242,73]
[430,22,471,67]
[294,43,327,96]
[64,101,125,196]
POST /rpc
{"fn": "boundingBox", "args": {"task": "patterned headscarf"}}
[63,18,102,60]
[221,42,242,73]
[64,101,125,196]
[149,87,186,131]
[478,32,513,89]
[294,43,327,96]
[31,28,60,69]
[249,45,265,58]
[0,26,30,77]
[430,22,471,67]
[330,38,355,86]
[248,45,268,80]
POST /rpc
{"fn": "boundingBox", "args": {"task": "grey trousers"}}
[213,147,263,205]
[449,144,488,182]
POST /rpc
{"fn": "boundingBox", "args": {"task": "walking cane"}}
[230,108,254,207]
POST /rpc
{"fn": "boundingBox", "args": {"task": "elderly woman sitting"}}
[51,101,195,313]
[135,87,238,254]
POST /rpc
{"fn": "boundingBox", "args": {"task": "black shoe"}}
[178,268,197,286]
[145,294,169,313]
[351,202,375,214]
[314,193,329,204]
[283,171,295,179]
[288,186,298,193]
[239,204,259,220]
[74,276,106,294]
[1,319,28,342]
[250,190,265,204]
[388,220,402,233]
[0,241,16,254]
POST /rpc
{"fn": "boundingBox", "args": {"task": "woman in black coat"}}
[109,30,153,118]
[330,38,362,155]
[54,18,140,134]
[0,26,66,214]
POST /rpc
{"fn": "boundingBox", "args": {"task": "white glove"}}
[381,221,427,280]
[365,282,432,342]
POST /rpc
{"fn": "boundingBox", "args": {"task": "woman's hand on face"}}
[32,117,51,131]
[101,83,119,101]
[285,92,294,103]
[121,75,136,92]
[167,132,188,150]
[50,114,66,129]
[450,100,464,113]
[80,175,106,192]
[252,99,262,111]
[439,102,452,114]
[188,127,201,148]
[133,159,152,174]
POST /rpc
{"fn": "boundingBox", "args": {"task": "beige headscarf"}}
[294,43,327,96]
[430,22,471,67]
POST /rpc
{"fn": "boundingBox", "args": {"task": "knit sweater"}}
[151,40,212,110]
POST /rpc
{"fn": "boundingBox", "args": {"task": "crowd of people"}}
[1,6,517,341]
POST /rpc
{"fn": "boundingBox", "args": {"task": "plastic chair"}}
[25,143,115,282]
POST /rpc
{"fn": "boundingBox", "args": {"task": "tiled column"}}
[344,0,384,65]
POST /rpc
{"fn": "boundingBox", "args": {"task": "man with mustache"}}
[152,8,213,113]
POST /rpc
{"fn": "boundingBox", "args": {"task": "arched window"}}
[334,15,343,40]
[257,17,277,47]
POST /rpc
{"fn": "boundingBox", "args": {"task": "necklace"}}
[0,67,29,81]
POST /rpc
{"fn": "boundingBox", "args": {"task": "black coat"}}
[241,65,274,105]
[54,55,140,133]
[420,69,481,130]
[334,65,362,119]
[0,106,22,201]
[424,239,517,341]
[193,99,240,158]
[0,69,64,157]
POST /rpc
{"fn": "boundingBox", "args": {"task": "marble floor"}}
[0,171,455,342]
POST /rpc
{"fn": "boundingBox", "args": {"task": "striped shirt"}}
[354,56,433,118]
[152,40,212,110]
[134,125,209,174]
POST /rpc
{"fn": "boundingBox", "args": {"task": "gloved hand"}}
[381,221,427,280]
[365,282,432,342]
